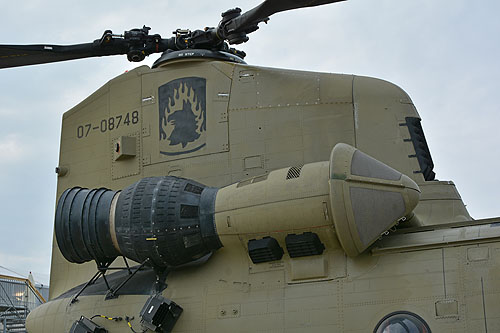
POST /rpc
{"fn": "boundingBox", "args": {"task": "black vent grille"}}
[184,183,203,194]
[248,237,284,263]
[286,166,303,180]
[405,117,435,181]
[180,204,199,218]
[285,232,325,258]
[139,295,183,332]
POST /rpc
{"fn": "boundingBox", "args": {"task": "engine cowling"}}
[55,143,420,268]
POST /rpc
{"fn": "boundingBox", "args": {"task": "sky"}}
[0,0,499,286]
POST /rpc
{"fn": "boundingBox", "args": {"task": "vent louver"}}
[286,166,303,180]
[285,232,325,258]
[405,117,435,181]
[248,237,284,263]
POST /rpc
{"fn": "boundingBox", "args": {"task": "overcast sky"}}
[1,0,499,285]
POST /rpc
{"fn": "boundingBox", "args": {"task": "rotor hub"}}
[152,49,246,68]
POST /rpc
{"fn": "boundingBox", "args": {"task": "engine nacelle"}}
[55,143,420,268]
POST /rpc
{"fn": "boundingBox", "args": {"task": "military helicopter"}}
[1,0,500,332]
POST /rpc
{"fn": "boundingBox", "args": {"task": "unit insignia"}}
[158,77,207,156]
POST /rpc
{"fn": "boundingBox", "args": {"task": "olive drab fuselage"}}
[26,58,500,332]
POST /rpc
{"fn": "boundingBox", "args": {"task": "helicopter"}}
[1,0,500,332]
[2,0,500,285]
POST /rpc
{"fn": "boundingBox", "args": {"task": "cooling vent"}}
[139,295,183,333]
[184,183,203,194]
[286,166,303,180]
[405,117,435,181]
[180,204,199,218]
[285,232,325,258]
[248,237,284,263]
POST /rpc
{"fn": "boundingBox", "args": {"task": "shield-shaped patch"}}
[158,77,207,156]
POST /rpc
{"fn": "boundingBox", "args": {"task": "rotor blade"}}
[0,43,126,69]
[228,0,347,33]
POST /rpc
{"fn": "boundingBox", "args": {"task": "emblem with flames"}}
[158,77,207,156]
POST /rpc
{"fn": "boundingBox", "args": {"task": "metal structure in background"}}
[0,274,46,333]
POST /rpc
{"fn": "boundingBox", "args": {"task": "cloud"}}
[0,134,31,164]
[0,108,15,117]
